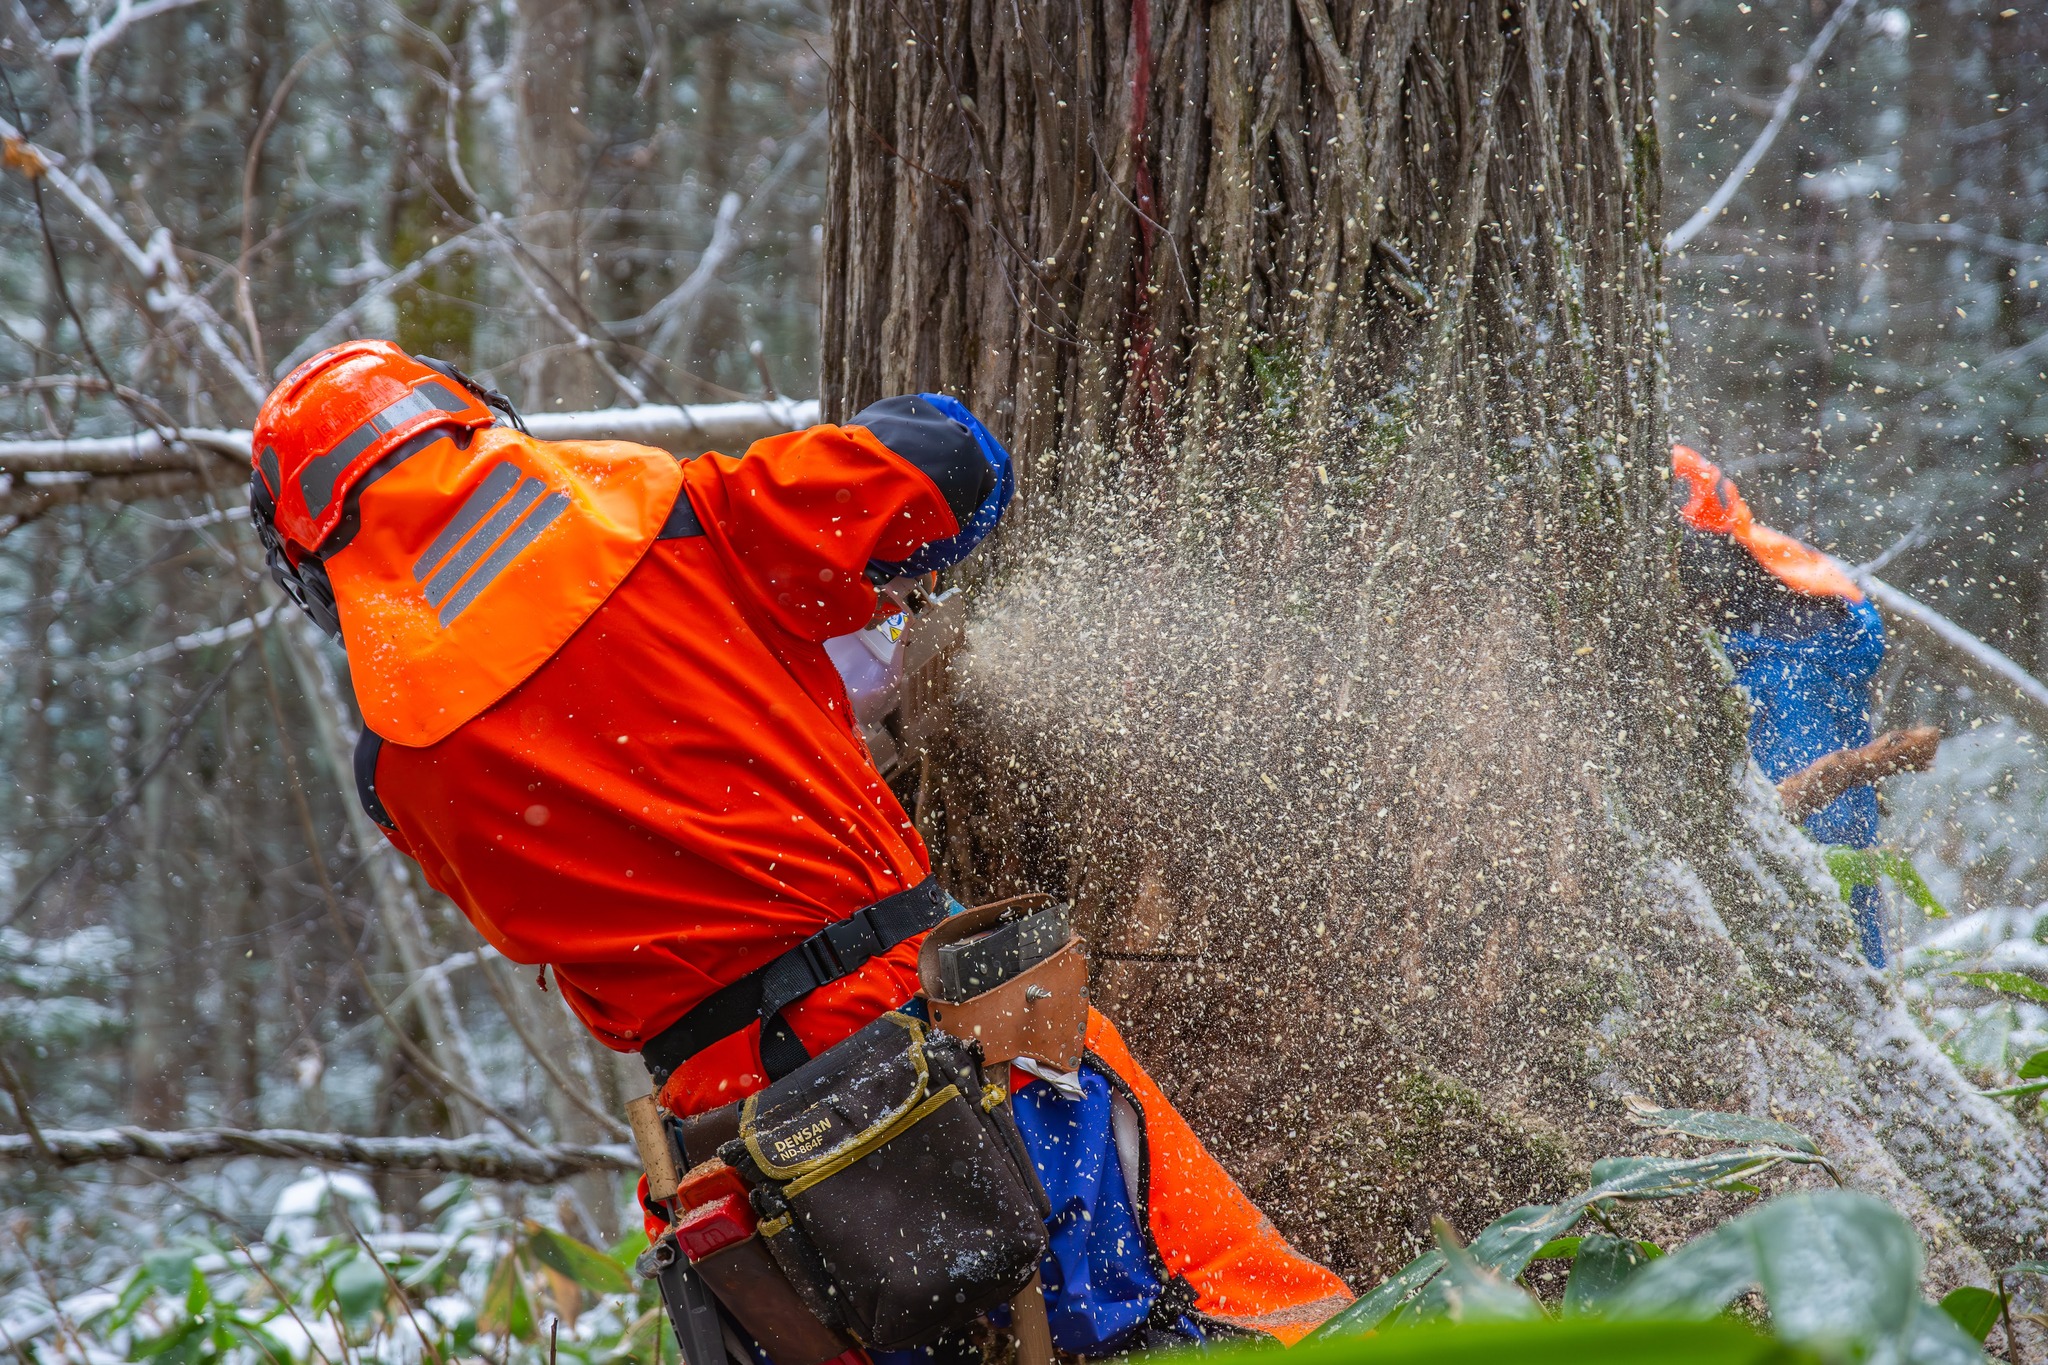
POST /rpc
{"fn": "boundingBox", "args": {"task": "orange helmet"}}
[1671,443,1862,601]
[250,341,498,562]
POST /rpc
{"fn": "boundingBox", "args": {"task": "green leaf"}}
[1877,853,1948,919]
[1980,1078,2048,1100]
[130,1316,206,1363]
[1304,1252,1447,1340]
[1221,1317,1800,1365]
[525,1222,633,1296]
[143,1251,195,1296]
[1398,1226,1543,1326]
[329,1253,388,1324]
[1938,1286,2003,1342]
[1532,1237,1582,1261]
[2001,1260,2048,1279]
[1610,1191,1922,1346]
[1622,1099,1822,1155]
[1903,1298,2000,1365]
[478,1251,535,1341]
[1563,1234,1655,1318]
[1952,970,2048,1005]
[1825,849,1949,918]
[2017,1048,2048,1080]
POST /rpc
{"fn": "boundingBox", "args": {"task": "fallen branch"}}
[0,1125,638,1182]
[0,401,819,480]
[1858,571,2048,737]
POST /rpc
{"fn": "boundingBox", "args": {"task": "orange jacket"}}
[338,416,980,1115]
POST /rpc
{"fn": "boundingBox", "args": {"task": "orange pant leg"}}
[1084,1008,1352,1343]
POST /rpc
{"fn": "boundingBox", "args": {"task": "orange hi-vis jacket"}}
[335,415,970,1115]
[330,405,1353,1342]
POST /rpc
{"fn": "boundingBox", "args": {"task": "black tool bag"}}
[719,1011,1049,1350]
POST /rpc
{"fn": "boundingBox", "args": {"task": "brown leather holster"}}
[918,896,1089,1072]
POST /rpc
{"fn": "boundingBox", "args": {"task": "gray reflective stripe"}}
[437,491,570,626]
[297,381,476,518]
[422,476,544,607]
[414,462,522,582]
[299,424,378,515]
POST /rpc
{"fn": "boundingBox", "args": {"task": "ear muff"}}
[250,466,343,642]
[412,355,529,435]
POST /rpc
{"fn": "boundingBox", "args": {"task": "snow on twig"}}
[0,115,267,406]
[94,605,280,672]
[1664,0,1862,254]
[0,1125,637,1180]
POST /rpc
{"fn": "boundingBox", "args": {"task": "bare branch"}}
[1664,0,1861,254]
[0,115,267,408]
[0,1126,636,1181]
[96,605,280,673]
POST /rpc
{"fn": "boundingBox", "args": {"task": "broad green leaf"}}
[1232,1317,1802,1365]
[478,1251,535,1341]
[1622,1098,1822,1155]
[1937,1286,2003,1342]
[1396,1226,1543,1326]
[609,1226,651,1269]
[1303,1252,1447,1340]
[143,1251,195,1295]
[130,1316,206,1362]
[1952,971,2048,1005]
[1532,1237,1582,1261]
[1563,1234,1654,1317]
[1893,1298,1998,1365]
[1878,853,1948,919]
[526,1221,633,1296]
[182,1263,208,1318]
[1612,1192,1921,1346]
[2001,1260,2048,1278]
[1824,849,1948,918]
[2018,1048,2048,1080]
[329,1252,388,1324]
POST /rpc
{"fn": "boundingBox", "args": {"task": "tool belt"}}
[640,876,950,1086]
[630,893,1083,1359]
[721,1011,1049,1348]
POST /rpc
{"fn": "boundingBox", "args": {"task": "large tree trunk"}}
[824,0,2047,1287]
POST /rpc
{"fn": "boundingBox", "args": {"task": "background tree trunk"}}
[824,0,2048,1287]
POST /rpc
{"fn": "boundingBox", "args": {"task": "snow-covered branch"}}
[0,1126,638,1181]
[95,605,280,673]
[0,402,817,488]
[0,116,267,407]
[1858,571,2048,737]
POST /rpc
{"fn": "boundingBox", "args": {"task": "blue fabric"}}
[1723,596,1885,848]
[868,394,1014,576]
[1011,1069,1167,1354]
[1851,883,1887,968]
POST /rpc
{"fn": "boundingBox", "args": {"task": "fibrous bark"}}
[824,0,2046,1286]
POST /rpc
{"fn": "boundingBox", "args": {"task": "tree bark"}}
[824,0,2046,1286]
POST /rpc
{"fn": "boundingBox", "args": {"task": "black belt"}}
[641,877,949,1086]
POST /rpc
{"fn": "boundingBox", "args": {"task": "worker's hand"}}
[1778,726,1942,821]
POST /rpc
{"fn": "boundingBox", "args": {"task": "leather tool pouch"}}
[719,1011,1050,1350]
[919,896,1089,1071]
